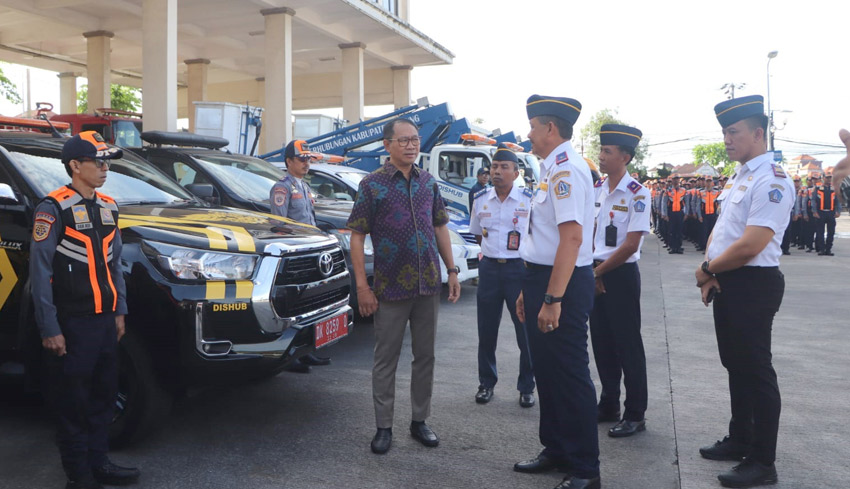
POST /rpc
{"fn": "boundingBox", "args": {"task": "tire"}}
[108,331,172,448]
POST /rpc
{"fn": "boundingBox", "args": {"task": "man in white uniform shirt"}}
[694,95,794,489]
[513,95,600,489]
[589,124,651,439]
[468,144,535,408]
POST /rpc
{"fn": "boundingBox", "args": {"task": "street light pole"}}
[767,50,779,151]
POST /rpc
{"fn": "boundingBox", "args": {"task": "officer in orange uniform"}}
[814,174,842,255]
[697,177,720,251]
[30,132,140,489]
[662,175,687,254]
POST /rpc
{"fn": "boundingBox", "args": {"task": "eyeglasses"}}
[79,158,111,169]
[387,136,421,147]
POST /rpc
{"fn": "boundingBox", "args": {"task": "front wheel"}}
[108,331,172,448]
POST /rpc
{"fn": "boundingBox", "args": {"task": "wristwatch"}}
[447,266,460,275]
[701,260,714,277]
[543,294,563,304]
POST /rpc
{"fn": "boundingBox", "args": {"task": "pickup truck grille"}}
[466,258,479,270]
[272,247,350,319]
[459,232,477,245]
[279,249,346,283]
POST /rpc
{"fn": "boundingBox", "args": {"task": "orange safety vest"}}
[702,190,718,215]
[667,188,686,212]
[817,187,835,211]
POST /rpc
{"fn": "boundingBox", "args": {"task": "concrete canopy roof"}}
[0,0,453,88]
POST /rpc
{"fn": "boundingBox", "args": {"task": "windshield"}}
[8,147,196,204]
[113,120,143,147]
[192,153,284,203]
[335,171,366,187]
[520,153,541,183]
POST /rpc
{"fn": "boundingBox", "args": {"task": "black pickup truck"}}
[0,120,352,446]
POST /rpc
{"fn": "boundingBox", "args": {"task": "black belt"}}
[483,256,522,264]
[523,261,552,270]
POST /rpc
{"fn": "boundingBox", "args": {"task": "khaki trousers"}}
[372,294,440,429]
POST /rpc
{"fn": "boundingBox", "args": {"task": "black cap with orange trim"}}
[61,130,123,164]
[284,139,317,160]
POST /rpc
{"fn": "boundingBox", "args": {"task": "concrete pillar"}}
[83,31,113,112]
[397,0,410,21]
[185,58,210,133]
[391,65,412,109]
[262,7,294,154]
[57,72,78,114]
[340,42,365,124]
[142,0,178,132]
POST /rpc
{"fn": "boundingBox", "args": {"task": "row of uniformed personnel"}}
[467,94,794,489]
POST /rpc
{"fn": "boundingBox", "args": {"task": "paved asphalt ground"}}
[1,216,848,489]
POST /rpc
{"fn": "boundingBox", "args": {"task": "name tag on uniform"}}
[514,210,528,218]
[612,205,628,212]
[479,212,491,218]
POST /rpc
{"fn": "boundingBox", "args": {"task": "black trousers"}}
[790,218,802,247]
[802,216,817,250]
[44,313,118,479]
[713,267,784,465]
[590,263,647,421]
[701,214,717,250]
[522,264,599,479]
[668,211,684,251]
[815,211,836,252]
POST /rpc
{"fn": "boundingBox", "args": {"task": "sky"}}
[407,0,850,169]
[2,0,848,169]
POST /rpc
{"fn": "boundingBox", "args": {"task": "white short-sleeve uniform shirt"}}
[707,152,794,267]
[519,140,595,267]
[468,185,533,260]
[593,174,652,263]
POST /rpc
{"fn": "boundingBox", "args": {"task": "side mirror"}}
[101,125,113,143]
[0,183,20,204]
[185,183,219,205]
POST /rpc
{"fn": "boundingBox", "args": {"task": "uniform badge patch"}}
[274,190,287,206]
[35,212,56,224]
[555,181,571,199]
[555,152,569,164]
[33,221,51,241]
[71,204,90,224]
[100,208,115,225]
[552,171,571,180]
[768,189,783,203]
[634,201,646,213]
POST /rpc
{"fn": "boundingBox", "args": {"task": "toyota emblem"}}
[317,252,334,277]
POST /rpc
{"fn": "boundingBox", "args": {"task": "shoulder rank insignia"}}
[555,152,569,165]
[627,181,642,194]
[522,187,533,198]
[771,164,786,178]
[594,176,606,188]
[473,188,488,200]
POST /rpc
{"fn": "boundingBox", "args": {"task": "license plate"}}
[314,312,349,349]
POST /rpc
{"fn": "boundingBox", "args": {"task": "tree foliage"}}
[578,108,649,177]
[78,84,142,113]
[691,142,734,176]
[0,64,22,105]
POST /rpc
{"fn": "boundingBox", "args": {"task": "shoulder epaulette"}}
[473,187,488,200]
[627,181,642,194]
[594,176,606,188]
[522,187,533,198]
[771,164,786,178]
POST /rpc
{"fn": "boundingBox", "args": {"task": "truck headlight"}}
[449,229,467,246]
[328,229,373,256]
[144,241,258,280]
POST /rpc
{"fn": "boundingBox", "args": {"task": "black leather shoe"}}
[92,461,140,486]
[717,458,778,488]
[301,353,331,366]
[781,250,790,255]
[608,419,646,437]
[285,358,311,373]
[700,436,749,461]
[514,454,570,473]
[520,393,535,408]
[825,250,834,256]
[370,428,392,454]
[597,409,620,423]
[66,477,103,489]
[553,475,601,489]
[410,421,439,447]
[475,387,494,404]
